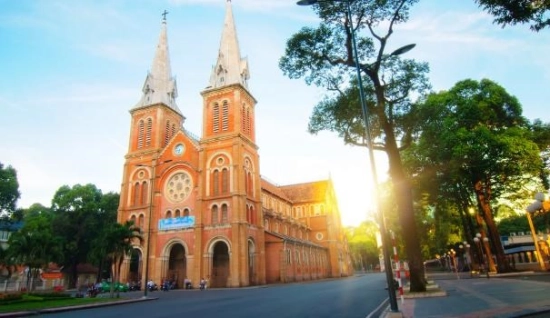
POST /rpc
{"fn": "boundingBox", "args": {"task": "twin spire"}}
[208,0,250,90]
[133,12,180,115]
[133,1,249,114]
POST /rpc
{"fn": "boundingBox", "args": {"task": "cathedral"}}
[117,1,352,288]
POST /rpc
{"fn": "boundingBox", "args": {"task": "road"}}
[54,273,388,318]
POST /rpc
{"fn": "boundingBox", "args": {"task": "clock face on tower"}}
[174,144,185,156]
[165,172,193,203]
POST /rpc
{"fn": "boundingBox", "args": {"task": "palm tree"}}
[7,230,61,291]
[102,221,142,298]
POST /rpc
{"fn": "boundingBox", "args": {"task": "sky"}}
[1,0,549,226]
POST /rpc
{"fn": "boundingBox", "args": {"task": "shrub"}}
[0,293,24,305]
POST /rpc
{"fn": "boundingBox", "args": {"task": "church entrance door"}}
[128,249,142,285]
[211,241,230,287]
[167,244,186,289]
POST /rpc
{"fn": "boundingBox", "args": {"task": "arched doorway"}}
[167,244,186,289]
[248,239,255,285]
[128,249,142,285]
[211,241,230,287]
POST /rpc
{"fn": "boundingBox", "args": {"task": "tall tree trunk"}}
[386,141,426,291]
[70,263,78,289]
[376,81,426,292]
[474,180,513,273]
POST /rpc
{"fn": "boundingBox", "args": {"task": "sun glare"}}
[330,149,388,227]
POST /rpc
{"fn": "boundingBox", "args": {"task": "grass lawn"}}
[0,296,126,313]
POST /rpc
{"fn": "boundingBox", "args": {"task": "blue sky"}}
[1,0,549,226]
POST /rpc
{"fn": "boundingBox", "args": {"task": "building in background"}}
[117,1,352,288]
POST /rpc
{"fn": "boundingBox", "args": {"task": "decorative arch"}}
[206,236,232,254]
[161,238,190,289]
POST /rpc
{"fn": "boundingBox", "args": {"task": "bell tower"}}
[199,0,265,287]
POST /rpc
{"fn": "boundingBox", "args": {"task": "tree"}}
[345,221,380,271]
[407,78,544,273]
[50,184,106,288]
[7,226,62,291]
[280,0,430,291]
[476,0,550,31]
[0,162,20,216]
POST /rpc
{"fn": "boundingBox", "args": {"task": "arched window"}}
[141,181,148,206]
[172,124,176,138]
[133,183,140,206]
[130,215,136,225]
[221,204,228,223]
[222,101,229,131]
[212,205,219,224]
[175,209,180,217]
[212,170,220,196]
[221,168,229,194]
[166,210,172,218]
[247,172,253,196]
[146,118,153,147]
[250,206,255,224]
[137,120,145,149]
[139,214,144,228]
[183,208,190,217]
[212,103,220,133]
[244,171,248,195]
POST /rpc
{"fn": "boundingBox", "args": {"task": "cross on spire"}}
[162,10,169,21]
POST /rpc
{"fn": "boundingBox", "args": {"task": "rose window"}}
[165,172,193,203]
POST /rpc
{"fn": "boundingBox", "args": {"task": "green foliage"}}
[50,184,119,288]
[476,0,550,31]
[344,221,380,270]
[404,78,546,272]
[497,213,549,234]
[280,1,430,150]
[0,162,20,215]
[408,78,543,203]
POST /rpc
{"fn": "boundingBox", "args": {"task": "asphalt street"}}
[52,273,389,318]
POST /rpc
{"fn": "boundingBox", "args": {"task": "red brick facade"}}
[117,3,351,288]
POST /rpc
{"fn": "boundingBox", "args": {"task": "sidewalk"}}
[383,271,550,318]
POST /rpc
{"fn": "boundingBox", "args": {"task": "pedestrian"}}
[200,278,206,290]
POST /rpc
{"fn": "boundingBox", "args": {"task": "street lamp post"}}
[296,0,414,312]
[474,233,490,279]
[136,159,172,298]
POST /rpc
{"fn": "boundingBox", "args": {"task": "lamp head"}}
[297,0,319,5]
[389,43,416,56]
[476,233,481,238]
